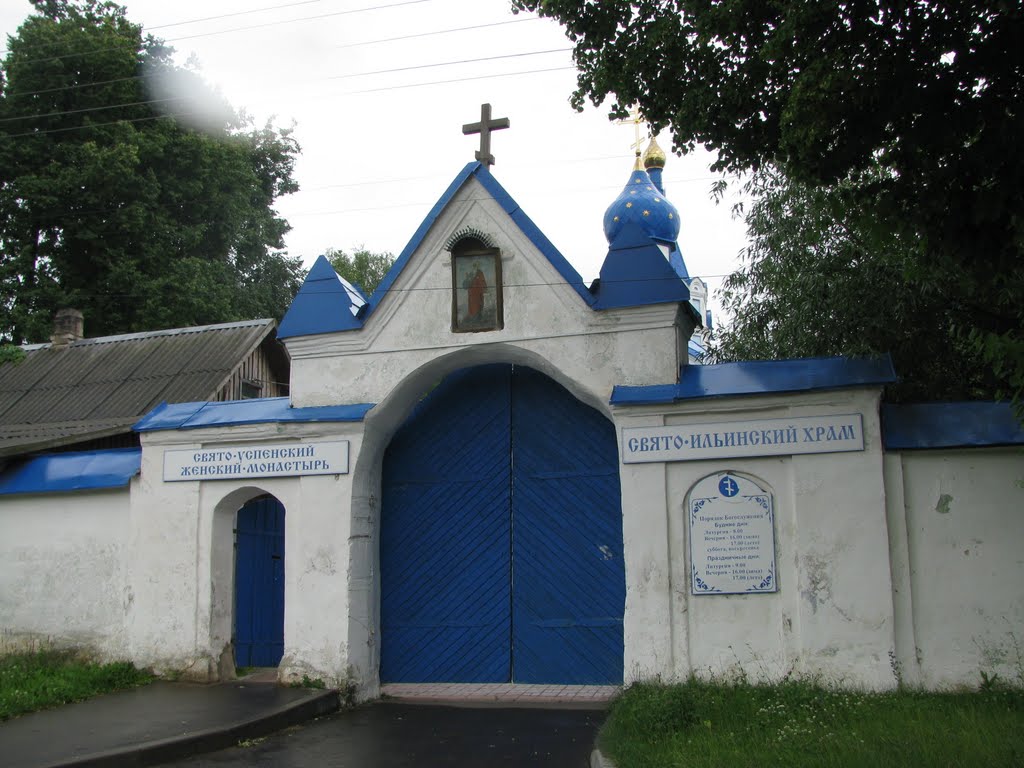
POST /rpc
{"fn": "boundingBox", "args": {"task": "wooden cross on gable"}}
[463,103,510,167]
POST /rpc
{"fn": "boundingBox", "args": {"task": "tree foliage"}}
[516,0,1024,404]
[326,247,395,295]
[710,166,995,402]
[0,0,304,343]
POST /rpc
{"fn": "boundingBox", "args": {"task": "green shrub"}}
[0,650,151,720]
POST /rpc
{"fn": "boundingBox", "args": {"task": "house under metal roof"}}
[0,318,289,458]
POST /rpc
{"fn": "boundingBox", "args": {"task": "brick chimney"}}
[51,308,84,348]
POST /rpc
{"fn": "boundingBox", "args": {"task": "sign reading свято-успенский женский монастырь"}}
[163,441,349,481]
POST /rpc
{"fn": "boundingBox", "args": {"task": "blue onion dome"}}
[603,148,681,245]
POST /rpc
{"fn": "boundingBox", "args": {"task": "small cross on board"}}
[462,103,510,167]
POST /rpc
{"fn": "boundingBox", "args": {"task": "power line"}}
[145,0,326,31]
[298,157,680,191]
[0,61,572,135]
[0,108,207,140]
[0,0,327,56]
[285,181,720,218]
[29,273,734,303]
[3,0,438,67]
[0,95,186,125]
[168,0,435,43]
[335,17,538,48]
[0,49,567,126]
[4,71,158,101]
[2,15,548,103]
[344,65,573,95]
[0,174,721,226]
[327,48,570,80]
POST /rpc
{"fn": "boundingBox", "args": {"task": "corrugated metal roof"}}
[0,319,279,456]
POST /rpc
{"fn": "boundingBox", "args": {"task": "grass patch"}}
[0,650,152,721]
[599,679,1024,768]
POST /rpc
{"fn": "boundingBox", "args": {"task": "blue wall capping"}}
[364,163,596,319]
[134,397,375,432]
[882,402,1024,449]
[0,448,141,495]
[611,355,897,405]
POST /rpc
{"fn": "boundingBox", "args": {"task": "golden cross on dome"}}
[615,105,648,168]
[463,103,510,168]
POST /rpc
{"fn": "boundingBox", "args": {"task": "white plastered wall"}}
[127,421,364,686]
[0,488,130,659]
[884,446,1024,689]
[616,387,898,690]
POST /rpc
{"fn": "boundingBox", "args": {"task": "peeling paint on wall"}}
[801,553,833,614]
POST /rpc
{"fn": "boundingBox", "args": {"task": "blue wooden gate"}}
[381,365,624,684]
[235,495,285,667]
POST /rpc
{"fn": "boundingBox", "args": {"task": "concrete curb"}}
[39,688,341,768]
[591,748,617,768]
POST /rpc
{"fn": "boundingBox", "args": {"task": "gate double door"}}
[381,365,624,685]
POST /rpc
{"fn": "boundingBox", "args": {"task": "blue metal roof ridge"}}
[472,166,595,307]
[0,448,141,495]
[611,355,897,405]
[134,397,375,432]
[882,402,1024,449]
[364,163,595,316]
[366,162,481,314]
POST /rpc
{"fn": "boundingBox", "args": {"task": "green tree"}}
[326,247,395,295]
[710,165,995,402]
[0,0,304,343]
[515,0,1024,405]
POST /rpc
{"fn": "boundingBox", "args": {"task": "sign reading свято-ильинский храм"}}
[622,414,864,463]
[163,441,349,481]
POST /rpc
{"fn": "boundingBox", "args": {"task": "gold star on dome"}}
[626,202,633,208]
[654,198,661,203]
[668,213,674,219]
[642,210,650,216]
[613,215,620,222]
[646,186,654,191]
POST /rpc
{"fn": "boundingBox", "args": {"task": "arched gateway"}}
[380,364,625,684]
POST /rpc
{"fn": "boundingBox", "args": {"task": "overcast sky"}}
[0,0,748,317]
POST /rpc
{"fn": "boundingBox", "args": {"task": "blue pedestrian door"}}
[235,495,285,668]
[381,365,624,684]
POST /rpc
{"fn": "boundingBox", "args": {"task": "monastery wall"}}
[0,487,130,659]
[885,447,1024,689]
[617,387,897,689]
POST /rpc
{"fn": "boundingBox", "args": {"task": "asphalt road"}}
[158,701,605,767]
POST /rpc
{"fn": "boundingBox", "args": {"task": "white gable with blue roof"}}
[277,158,702,413]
